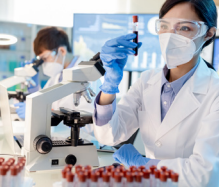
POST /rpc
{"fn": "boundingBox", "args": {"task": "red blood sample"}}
[129,166,137,172]
[160,172,167,182]
[106,165,114,173]
[102,172,111,183]
[138,166,146,172]
[132,15,138,56]
[150,165,157,175]
[160,166,167,172]
[154,169,160,179]
[66,172,74,182]
[114,172,123,183]
[84,165,92,171]
[142,169,151,179]
[91,171,99,182]
[126,172,134,183]
[10,166,18,176]
[171,173,179,182]
[135,172,143,183]
[78,172,87,182]
[0,166,8,176]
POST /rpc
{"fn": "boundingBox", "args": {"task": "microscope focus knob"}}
[33,135,53,154]
[65,154,77,166]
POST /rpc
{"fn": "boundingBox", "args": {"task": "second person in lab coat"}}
[15,27,101,134]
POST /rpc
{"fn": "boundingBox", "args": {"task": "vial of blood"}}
[132,15,139,56]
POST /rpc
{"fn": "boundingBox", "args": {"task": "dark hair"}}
[34,27,72,56]
[159,0,217,48]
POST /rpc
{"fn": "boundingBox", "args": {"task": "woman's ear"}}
[205,27,217,41]
[58,46,67,56]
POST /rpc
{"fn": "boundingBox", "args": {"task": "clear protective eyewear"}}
[37,50,57,62]
[155,18,208,39]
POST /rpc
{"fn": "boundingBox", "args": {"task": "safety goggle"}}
[155,18,209,39]
[37,50,57,62]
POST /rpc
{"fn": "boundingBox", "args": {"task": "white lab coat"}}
[93,58,219,187]
[44,71,101,135]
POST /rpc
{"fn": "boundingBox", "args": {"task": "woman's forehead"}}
[162,2,202,22]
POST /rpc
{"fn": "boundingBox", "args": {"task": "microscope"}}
[0,58,43,116]
[22,53,105,171]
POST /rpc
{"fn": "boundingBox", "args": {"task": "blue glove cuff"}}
[100,82,119,94]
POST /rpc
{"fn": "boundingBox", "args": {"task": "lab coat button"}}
[155,141,162,147]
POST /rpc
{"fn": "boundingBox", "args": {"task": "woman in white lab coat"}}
[15,27,101,134]
[93,0,219,186]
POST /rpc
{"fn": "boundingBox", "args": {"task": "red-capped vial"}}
[66,172,74,187]
[106,165,114,173]
[160,172,168,187]
[129,166,137,172]
[8,158,15,164]
[0,165,9,187]
[154,169,161,187]
[10,166,18,187]
[142,169,150,187]
[90,171,98,187]
[65,164,73,171]
[126,172,134,187]
[78,171,87,187]
[84,170,91,186]
[0,158,4,166]
[171,173,179,187]
[161,166,167,172]
[62,168,70,187]
[102,172,111,187]
[114,172,123,187]
[135,172,143,187]
[84,165,92,171]
[132,15,139,56]
[138,166,146,172]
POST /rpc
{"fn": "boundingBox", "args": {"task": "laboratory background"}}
[0,0,219,186]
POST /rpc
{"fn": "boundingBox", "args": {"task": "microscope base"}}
[22,144,99,172]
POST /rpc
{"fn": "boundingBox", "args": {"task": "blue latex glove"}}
[100,33,142,94]
[14,102,26,120]
[20,58,39,93]
[113,144,150,167]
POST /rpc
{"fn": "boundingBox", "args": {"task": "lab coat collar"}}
[144,58,211,141]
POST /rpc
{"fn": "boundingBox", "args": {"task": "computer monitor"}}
[212,37,219,71]
[72,14,164,72]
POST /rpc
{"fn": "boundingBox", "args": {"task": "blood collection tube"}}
[132,15,138,56]
[78,172,87,187]
[106,166,114,173]
[10,166,18,187]
[138,166,146,172]
[171,173,179,187]
[97,167,104,184]
[66,172,74,187]
[84,170,91,187]
[84,165,92,171]
[0,165,9,187]
[165,170,173,186]
[129,166,137,172]
[150,165,156,187]
[160,172,168,187]
[0,158,4,166]
[142,169,150,187]
[126,172,134,187]
[135,172,143,187]
[90,171,98,187]
[61,168,70,187]
[154,169,161,187]
[113,172,123,187]
[102,172,111,187]
[160,166,167,173]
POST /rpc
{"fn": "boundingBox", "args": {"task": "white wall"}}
[0,0,165,27]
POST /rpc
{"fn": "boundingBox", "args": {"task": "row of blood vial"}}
[59,164,179,187]
[0,157,26,187]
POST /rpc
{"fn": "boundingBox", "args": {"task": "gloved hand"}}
[113,144,150,167]
[14,102,26,120]
[20,58,39,93]
[100,33,142,94]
